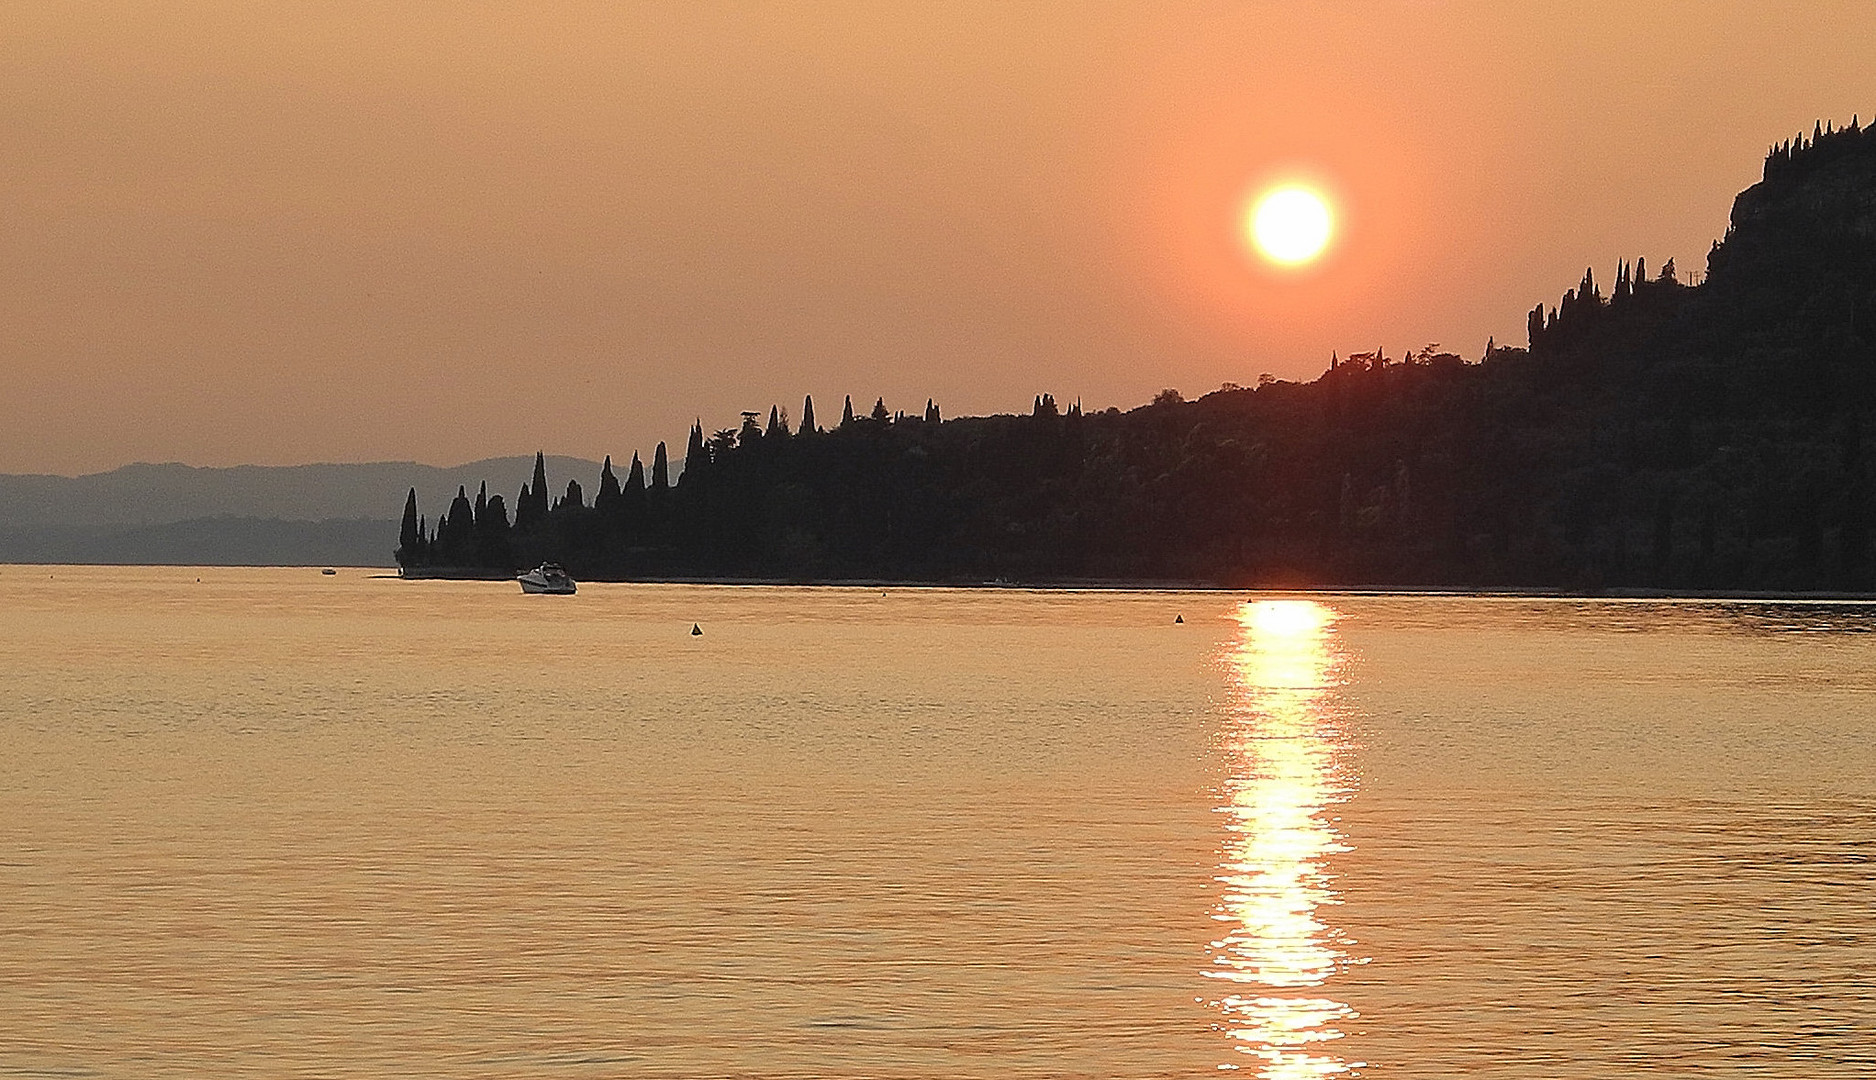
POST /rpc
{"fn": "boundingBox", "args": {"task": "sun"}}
[1246,185,1334,267]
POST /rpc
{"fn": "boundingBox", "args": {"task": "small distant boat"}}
[518,563,576,594]
[321,568,337,576]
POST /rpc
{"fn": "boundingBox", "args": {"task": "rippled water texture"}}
[2,568,1873,1078]
[1209,600,1362,1077]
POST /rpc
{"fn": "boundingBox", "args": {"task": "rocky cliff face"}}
[1707,121,1876,342]
[1732,124,1876,238]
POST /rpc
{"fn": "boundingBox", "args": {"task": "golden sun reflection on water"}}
[1208,599,1364,1077]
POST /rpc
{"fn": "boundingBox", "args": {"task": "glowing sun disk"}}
[1248,187,1334,266]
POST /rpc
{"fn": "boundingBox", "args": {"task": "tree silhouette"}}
[651,442,670,490]
[682,422,707,483]
[595,456,622,512]
[515,452,549,529]
[398,488,420,553]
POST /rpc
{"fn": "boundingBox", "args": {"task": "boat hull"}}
[518,577,575,594]
[518,564,577,594]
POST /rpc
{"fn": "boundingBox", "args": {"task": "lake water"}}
[2,567,1873,1078]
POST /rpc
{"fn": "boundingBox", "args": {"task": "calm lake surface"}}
[2,567,1873,1078]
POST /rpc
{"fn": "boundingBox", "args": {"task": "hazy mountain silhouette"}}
[0,456,599,566]
[0,456,604,527]
[0,518,403,568]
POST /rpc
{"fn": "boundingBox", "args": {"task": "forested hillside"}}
[398,121,1876,590]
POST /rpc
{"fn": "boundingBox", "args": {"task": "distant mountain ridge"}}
[0,456,602,566]
[0,518,406,568]
[0,456,604,528]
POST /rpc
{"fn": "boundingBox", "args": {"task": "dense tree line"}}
[397,119,1876,590]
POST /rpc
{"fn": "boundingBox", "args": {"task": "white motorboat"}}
[518,563,576,594]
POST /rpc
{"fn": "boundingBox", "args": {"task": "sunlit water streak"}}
[1208,600,1365,1077]
[6,571,1876,1078]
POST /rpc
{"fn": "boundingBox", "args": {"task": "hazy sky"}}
[5,2,1875,475]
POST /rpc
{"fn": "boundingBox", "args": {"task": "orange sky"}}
[4,2,1874,475]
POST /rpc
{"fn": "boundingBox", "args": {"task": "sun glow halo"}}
[1247,186,1334,267]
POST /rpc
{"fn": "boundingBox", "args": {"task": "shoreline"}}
[393,570,1876,602]
[7,563,1875,601]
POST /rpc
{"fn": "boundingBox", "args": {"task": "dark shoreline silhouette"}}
[396,120,1876,593]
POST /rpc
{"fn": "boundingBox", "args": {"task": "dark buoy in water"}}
[1174,614,1184,624]
[691,624,703,636]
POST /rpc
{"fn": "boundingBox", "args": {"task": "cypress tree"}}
[925,398,940,423]
[596,455,621,511]
[1579,267,1599,304]
[440,485,475,561]
[473,484,511,569]
[871,397,889,422]
[563,478,584,509]
[683,422,707,480]
[518,451,549,525]
[766,405,785,439]
[841,395,855,427]
[624,451,646,494]
[652,441,670,490]
[398,488,420,554]
[800,395,816,434]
